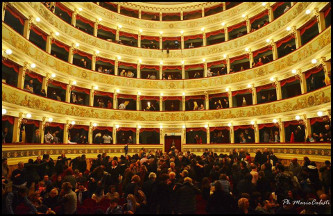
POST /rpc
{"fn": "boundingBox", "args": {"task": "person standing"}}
[59,182,77,214]
[103,133,112,144]
[124,144,129,156]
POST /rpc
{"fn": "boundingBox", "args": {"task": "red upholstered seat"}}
[82,198,97,214]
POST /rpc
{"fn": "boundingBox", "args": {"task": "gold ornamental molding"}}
[2,84,331,124]
[116,2,219,11]
[2,23,331,93]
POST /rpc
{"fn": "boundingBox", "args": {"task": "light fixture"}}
[317,111,323,116]
[305,9,311,14]
[72,80,77,85]
[115,124,119,129]
[93,86,98,90]
[202,58,206,62]
[242,14,246,18]
[116,89,120,93]
[182,92,185,96]
[96,50,100,54]
[270,77,275,81]
[292,69,297,74]
[160,125,163,129]
[180,30,184,34]
[75,43,79,47]
[51,73,56,78]
[273,119,278,123]
[160,93,164,96]
[78,8,82,11]
[2,108,7,115]
[286,26,291,31]
[139,59,142,63]
[5,49,12,55]
[48,117,53,122]
[138,125,142,129]
[71,121,75,125]
[117,56,121,60]
[311,59,317,64]
[204,124,208,128]
[247,84,252,88]
[250,121,255,125]
[55,32,59,36]
[160,60,163,65]
[26,113,32,118]
[181,60,185,65]
[201,27,205,31]
[223,54,227,58]
[139,29,142,33]
[138,91,141,95]
[98,18,102,21]
[245,48,249,52]
[221,22,225,26]
[93,123,97,127]
[30,63,36,68]
[160,31,163,34]
[182,125,186,129]
[226,87,229,91]
[262,2,267,6]
[36,17,40,22]
[295,115,301,120]
[118,24,122,28]
[228,123,232,127]
[266,39,271,43]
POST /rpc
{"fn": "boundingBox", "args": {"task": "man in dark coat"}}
[151,173,172,214]
[175,177,200,214]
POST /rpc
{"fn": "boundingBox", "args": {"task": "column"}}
[65,84,71,103]
[13,114,23,143]
[254,122,259,143]
[203,32,206,46]
[206,127,210,144]
[159,65,163,80]
[63,122,69,144]
[93,22,98,37]
[42,75,49,95]
[136,95,140,111]
[159,12,162,21]
[113,90,118,109]
[271,41,278,60]
[275,80,282,100]
[2,2,7,21]
[181,65,185,79]
[222,2,226,11]
[68,47,74,64]
[71,10,77,26]
[159,36,162,50]
[224,27,229,41]
[137,63,141,78]
[138,9,141,19]
[40,119,45,143]
[226,56,230,74]
[202,7,205,17]
[160,96,163,111]
[138,34,141,48]
[230,125,234,144]
[315,9,326,33]
[116,28,120,41]
[46,35,52,54]
[23,18,32,40]
[50,2,56,13]
[228,89,233,108]
[182,127,186,147]
[279,119,285,142]
[298,70,307,94]
[205,92,209,110]
[160,128,164,147]
[304,115,311,139]
[182,95,185,111]
[113,127,116,144]
[203,62,208,77]
[268,6,274,22]
[252,87,257,105]
[180,11,183,21]
[117,4,120,13]
[91,55,96,71]
[88,123,93,144]
[249,51,253,68]
[321,57,331,85]
[293,26,301,49]
[114,60,119,75]
[136,127,140,144]
[181,35,184,49]
[17,66,27,89]
[89,88,94,106]
[246,16,251,33]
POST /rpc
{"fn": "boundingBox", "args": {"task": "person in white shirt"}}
[103,133,112,144]
[189,43,194,48]
[44,131,54,144]
[250,164,259,185]
[149,74,156,79]
[119,102,126,110]
[127,71,134,78]
[207,68,213,77]
[284,5,290,13]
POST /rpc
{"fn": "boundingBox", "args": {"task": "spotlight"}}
[247,84,252,88]
[51,73,56,78]
[180,30,184,34]
[305,9,311,14]
[273,119,278,123]
[221,22,225,26]
[117,56,121,60]
[266,39,271,43]
[160,60,163,65]
[182,92,185,96]
[78,8,82,11]
[138,91,141,95]
[26,113,32,118]
[93,123,97,127]
[2,108,7,115]
[311,59,317,64]
[182,125,186,129]
[96,50,100,54]
[262,2,267,6]
[245,48,249,52]
[118,24,122,28]
[270,77,275,81]
[139,29,142,33]
[295,115,301,120]
[317,111,323,116]
[160,31,163,34]
[223,54,227,58]
[93,86,98,90]
[292,69,297,74]
[116,125,119,129]
[251,121,255,125]
[181,60,185,64]
[138,125,141,129]
[139,59,142,63]
[201,27,205,31]
[75,43,79,47]
[228,123,232,127]
[160,93,164,96]
[98,18,102,21]
[204,124,208,128]
[160,125,163,129]
[242,14,246,18]
[72,81,77,85]
[55,32,59,36]
[48,117,53,122]
[71,121,75,125]
[36,17,40,22]
[225,87,229,91]
[202,58,206,62]
[116,89,120,93]
[286,26,291,31]
[5,49,12,55]
[30,63,36,68]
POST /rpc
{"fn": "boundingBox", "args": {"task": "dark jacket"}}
[175,182,200,214]
[76,190,90,204]
[206,190,237,214]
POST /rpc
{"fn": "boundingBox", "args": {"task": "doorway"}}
[164,135,181,152]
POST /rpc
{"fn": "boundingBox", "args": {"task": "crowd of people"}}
[93,133,113,144]
[97,66,113,75]
[71,92,85,105]
[119,70,135,78]
[95,98,113,109]
[2,147,331,214]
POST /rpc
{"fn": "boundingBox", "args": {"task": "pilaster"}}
[89,88,94,106]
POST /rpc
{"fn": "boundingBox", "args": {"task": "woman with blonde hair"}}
[193,101,198,110]
[124,194,139,214]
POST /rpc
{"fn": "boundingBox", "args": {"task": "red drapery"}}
[2,59,19,73]
[2,116,14,124]
[280,76,297,87]
[140,65,159,70]
[30,25,47,41]
[141,10,159,16]
[276,35,295,48]
[141,35,160,41]
[234,125,253,131]
[24,119,40,127]
[204,3,223,13]
[94,91,114,98]
[140,128,160,133]
[76,15,95,28]
[185,95,205,101]
[305,66,324,79]
[250,10,268,23]
[183,9,202,16]
[118,62,137,69]
[324,7,331,17]
[232,88,252,96]
[47,122,64,129]
[121,6,138,13]
[55,2,73,17]
[6,6,25,25]
[140,96,160,101]
[98,25,116,34]
[210,126,230,132]
[230,54,249,63]
[118,127,136,132]
[310,116,330,125]
[186,127,206,132]
[73,50,92,60]
[300,19,318,35]
[284,120,302,128]
[272,2,286,11]
[49,80,67,90]
[162,12,180,17]
[253,46,272,58]
[184,34,203,41]
[117,94,137,100]
[228,21,246,32]
[256,83,274,93]
[185,64,204,70]
[209,92,228,99]
[105,2,117,7]
[163,65,182,70]
[207,60,226,68]
[258,123,278,130]
[96,57,115,65]
[95,126,113,133]
[119,31,138,40]
[25,71,43,83]
[52,39,70,52]
[162,37,181,42]
[72,86,90,95]
[162,96,182,101]
[72,125,89,131]
[206,29,225,38]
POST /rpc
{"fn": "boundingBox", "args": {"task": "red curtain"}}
[250,10,268,23]
[185,95,205,101]
[186,127,206,132]
[118,62,137,69]
[140,128,160,133]
[162,12,180,17]
[141,10,159,16]
[118,127,136,132]
[230,54,249,63]
[280,76,297,87]
[204,3,223,13]
[300,19,318,35]
[2,116,14,124]
[206,29,225,38]
[73,50,92,60]
[210,126,230,132]
[26,71,43,83]
[305,66,324,79]
[117,94,137,100]
[76,15,95,28]
[140,96,160,101]
[234,125,252,131]
[95,126,113,132]
[72,86,90,95]
[324,7,331,17]
[94,91,113,98]
[47,122,64,129]
[185,64,204,70]
[183,9,201,16]
[162,96,182,101]
[272,2,286,11]
[6,6,25,25]
[72,125,89,131]
[310,116,329,125]
[141,35,160,41]
[140,65,160,70]
[98,25,116,34]
[96,57,115,65]
[162,37,181,42]
[2,59,19,73]
[30,25,47,41]
[121,6,138,13]
[24,119,40,127]
[55,2,73,17]
[184,34,203,41]
[52,39,70,52]
[49,80,67,90]
[207,60,226,68]
[228,21,246,32]
[276,35,295,48]
[232,88,252,96]
[284,120,302,128]
[209,92,228,99]
[253,46,272,58]
[105,2,117,7]
[258,123,277,130]
[256,83,274,93]
[119,31,138,40]
[163,65,182,70]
